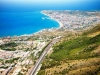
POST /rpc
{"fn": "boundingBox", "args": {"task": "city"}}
[42,10,100,30]
[0,10,100,75]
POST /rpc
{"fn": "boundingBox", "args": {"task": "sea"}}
[0,11,59,37]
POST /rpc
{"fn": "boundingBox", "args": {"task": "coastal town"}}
[0,10,100,75]
[0,33,54,75]
[42,10,100,30]
[0,28,62,75]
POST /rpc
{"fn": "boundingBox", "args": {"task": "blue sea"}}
[0,11,59,37]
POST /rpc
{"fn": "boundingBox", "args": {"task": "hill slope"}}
[37,24,100,75]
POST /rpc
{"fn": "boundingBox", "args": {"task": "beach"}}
[41,11,63,28]
[55,20,63,28]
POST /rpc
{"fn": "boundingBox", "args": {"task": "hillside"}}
[83,23,100,37]
[37,24,100,75]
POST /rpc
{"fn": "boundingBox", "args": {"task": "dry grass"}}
[67,65,100,75]
[91,46,100,56]
[44,57,100,75]
[38,24,100,75]
[88,31,100,37]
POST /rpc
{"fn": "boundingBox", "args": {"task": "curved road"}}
[28,38,59,75]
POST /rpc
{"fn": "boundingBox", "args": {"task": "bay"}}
[0,11,59,37]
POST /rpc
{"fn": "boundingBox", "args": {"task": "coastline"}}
[0,11,63,38]
[55,20,63,28]
[41,11,63,28]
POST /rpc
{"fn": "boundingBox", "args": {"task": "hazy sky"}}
[0,0,100,11]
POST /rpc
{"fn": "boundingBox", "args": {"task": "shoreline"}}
[40,11,63,28]
[0,11,63,38]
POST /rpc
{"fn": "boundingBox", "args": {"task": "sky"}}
[0,0,100,11]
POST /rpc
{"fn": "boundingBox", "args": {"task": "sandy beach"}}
[41,11,63,28]
[55,20,63,28]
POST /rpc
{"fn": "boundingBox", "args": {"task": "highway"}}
[28,38,59,75]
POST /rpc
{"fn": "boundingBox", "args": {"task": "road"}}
[28,38,59,75]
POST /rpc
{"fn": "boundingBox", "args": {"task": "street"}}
[28,38,59,75]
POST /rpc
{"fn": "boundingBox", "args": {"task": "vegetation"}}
[37,24,100,75]
[0,65,8,69]
[38,40,52,57]
[5,57,19,63]
[0,42,17,51]
[83,24,100,35]
[28,52,36,63]
[49,35,100,61]
[37,70,45,75]
[17,72,23,75]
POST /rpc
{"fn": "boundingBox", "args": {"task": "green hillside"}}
[37,24,100,75]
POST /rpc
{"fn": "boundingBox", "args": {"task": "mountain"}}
[37,24,100,75]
